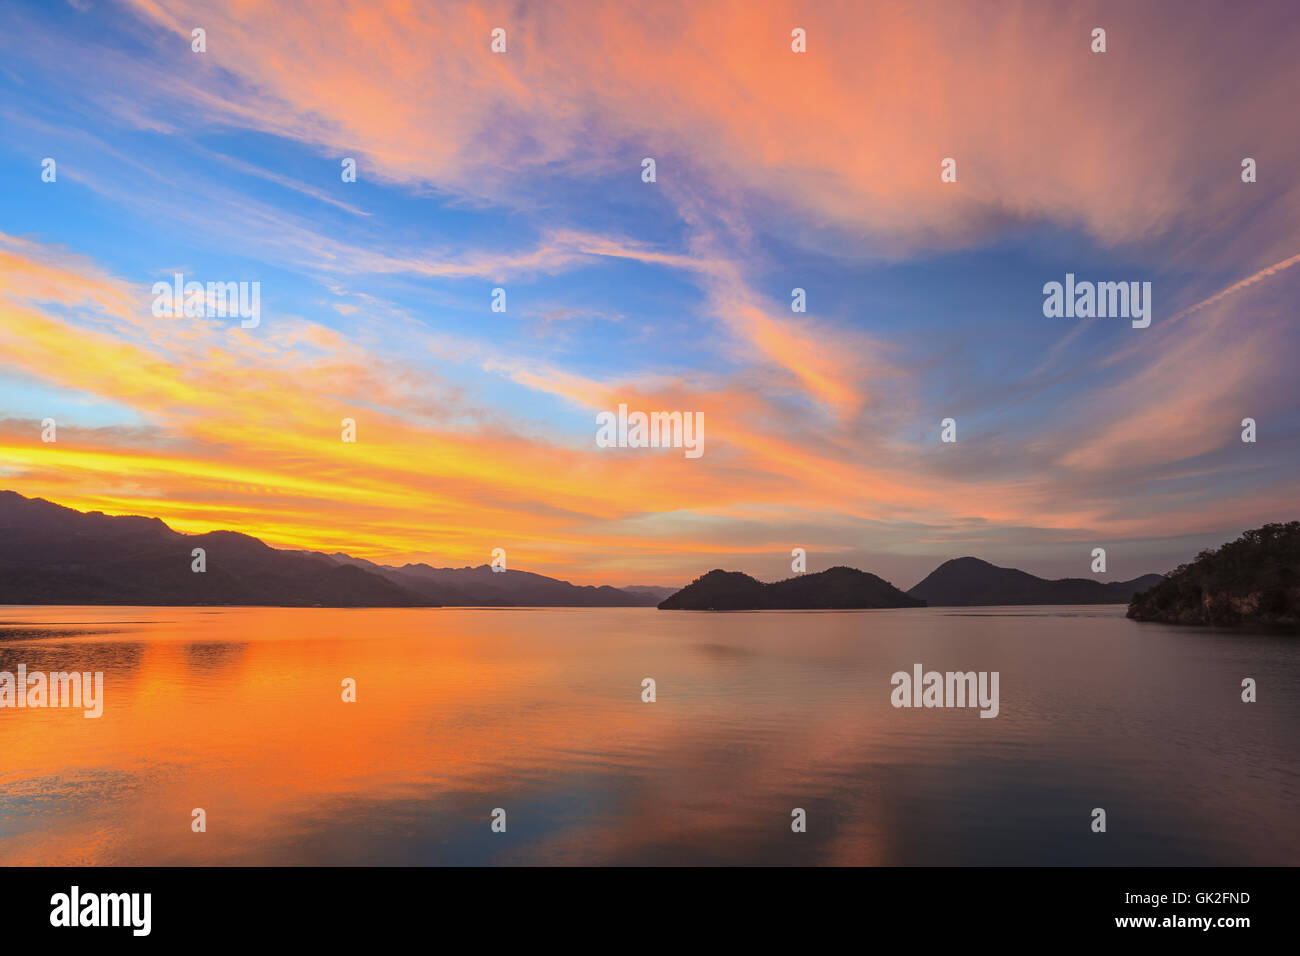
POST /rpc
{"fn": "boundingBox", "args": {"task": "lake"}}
[1,605,1296,865]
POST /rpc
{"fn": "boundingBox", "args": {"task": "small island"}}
[658,566,925,610]
[1127,522,1300,627]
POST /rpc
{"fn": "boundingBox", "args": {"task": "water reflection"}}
[0,605,1296,865]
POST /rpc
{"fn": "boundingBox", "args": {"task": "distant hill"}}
[1127,522,1300,627]
[908,557,1162,607]
[621,585,679,604]
[0,491,664,607]
[658,566,925,610]
[324,554,664,607]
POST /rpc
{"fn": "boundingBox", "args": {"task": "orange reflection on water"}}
[3,605,1297,865]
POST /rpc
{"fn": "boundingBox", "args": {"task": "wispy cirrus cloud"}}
[82,0,1295,262]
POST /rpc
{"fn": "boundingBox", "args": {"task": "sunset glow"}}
[2,0,1298,586]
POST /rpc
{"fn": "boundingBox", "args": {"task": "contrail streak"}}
[1166,250,1300,325]
[998,250,1300,413]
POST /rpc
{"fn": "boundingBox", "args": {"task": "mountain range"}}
[1,490,1165,609]
[0,491,671,607]
[657,559,1162,610]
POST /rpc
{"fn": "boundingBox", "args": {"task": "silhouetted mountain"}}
[0,491,427,607]
[908,556,1162,606]
[1127,522,1300,627]
[0,491,665,607]
[659,566,925,610]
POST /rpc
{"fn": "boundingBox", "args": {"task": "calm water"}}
[1,605,1296,866]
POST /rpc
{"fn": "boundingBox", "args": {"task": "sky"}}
[0,0,1297,588]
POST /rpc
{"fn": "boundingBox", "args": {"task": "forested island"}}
[1127,522,1300,627]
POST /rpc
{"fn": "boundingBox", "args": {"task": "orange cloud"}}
[116,0,1300,262]
[2,226,1296,584]
[0,233,1071,580]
